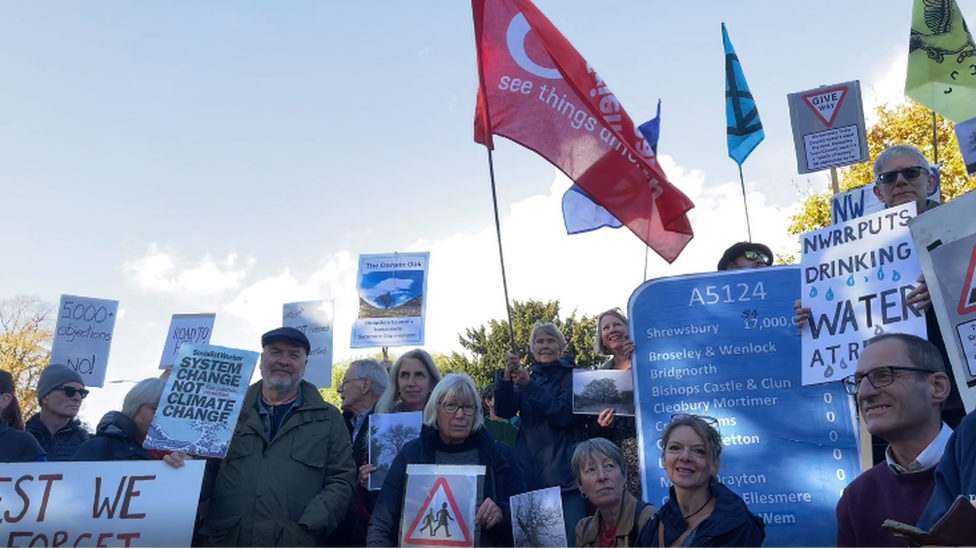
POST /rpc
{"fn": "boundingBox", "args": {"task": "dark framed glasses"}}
[841,366,934,395]
[55,386,89,399]
[876,166,927,185]
[442,402,477,416]
[743,250,770,264]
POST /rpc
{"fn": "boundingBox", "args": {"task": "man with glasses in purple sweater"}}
[835,333,952,547]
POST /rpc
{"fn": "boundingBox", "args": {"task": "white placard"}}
[351,252,430,348]
[401,464,484,547]
[50,295,119,388]
[0,460,204,547]
[801,202,926,385]
[158,313,215,368]
[282,300,334,388]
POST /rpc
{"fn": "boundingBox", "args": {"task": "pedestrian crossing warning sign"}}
[958,243,976,316]
[403,477,472,547]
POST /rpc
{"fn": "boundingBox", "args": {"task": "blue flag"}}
[562,100,661,234]
[723,23,764,165]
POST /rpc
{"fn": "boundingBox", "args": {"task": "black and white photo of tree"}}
[572,369,635,416]
[511,487,566,547]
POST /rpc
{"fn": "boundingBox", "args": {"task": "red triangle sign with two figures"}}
[403,477,473,547]
[957,243,976,316]
[802,86,849,127]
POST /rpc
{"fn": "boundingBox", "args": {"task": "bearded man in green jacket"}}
[196,327,355,547]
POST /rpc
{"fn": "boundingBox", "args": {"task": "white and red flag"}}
[472,0,695,263]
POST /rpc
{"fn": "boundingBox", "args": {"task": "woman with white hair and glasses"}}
[73,378,188,468]
[367,373,525,547]
[645,415,763,547]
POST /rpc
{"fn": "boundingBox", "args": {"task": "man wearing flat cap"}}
[717,241,774,271]
[196,327,356,547]
[25,363,90,460]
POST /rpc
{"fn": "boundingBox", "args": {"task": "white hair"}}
[423,374,484,433]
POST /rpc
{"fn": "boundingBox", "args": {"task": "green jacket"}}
[197,381,355,547]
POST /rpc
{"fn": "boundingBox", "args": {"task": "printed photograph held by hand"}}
[369,411,423,491]
[572,369,635,416]
[510,486,566,548]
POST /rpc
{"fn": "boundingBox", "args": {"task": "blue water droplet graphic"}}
[878,267,885,280]
[824,364,834,378]
[892,270,901,281]
[809,287,819,298]
[846,275,855,287]
[826,288,835,301]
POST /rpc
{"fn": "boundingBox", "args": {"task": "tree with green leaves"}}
[789,100,976,237]
[0,296,54,419]
[446,299,598,391]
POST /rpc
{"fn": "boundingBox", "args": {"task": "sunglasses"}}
[55,386,89,399]
[876,166,927,185]
[742,250,770,264]
[669,413,720,428]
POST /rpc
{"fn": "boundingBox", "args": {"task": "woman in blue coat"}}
[0,369,46,462]
[493,322,583,544]
[367,374,525,547]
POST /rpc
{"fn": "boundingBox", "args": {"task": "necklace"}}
[682,492,713,520]
[599,523,615,547]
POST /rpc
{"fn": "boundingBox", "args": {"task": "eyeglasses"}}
[441,402,477,416]
[742,250,770,264]
[841,366,934,395]
[55,386,89,399]
[670,414,719,428]
[337,378,365,392]
[876,166,927,185]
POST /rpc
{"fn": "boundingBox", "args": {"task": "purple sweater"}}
[835,462,935,547]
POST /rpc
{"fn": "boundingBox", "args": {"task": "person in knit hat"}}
[25,363,90,460]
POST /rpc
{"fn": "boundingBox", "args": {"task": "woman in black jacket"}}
[0,369,46,462]
[367,373,526,547]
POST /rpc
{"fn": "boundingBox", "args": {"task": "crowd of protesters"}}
[2,145,975,547]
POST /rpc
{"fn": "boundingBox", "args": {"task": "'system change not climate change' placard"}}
[630,267,858,548]
[144,344,258,458]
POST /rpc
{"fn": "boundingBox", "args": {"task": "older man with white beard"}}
[196,327,355,547]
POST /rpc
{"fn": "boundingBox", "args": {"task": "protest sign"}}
[572,369,634,416]
[351,252,429,348]
[158,313,215,368]
[831,175,941,225]
[401,464,484,547]
[955,115,976,176]
[787,81,869,174]
[144,344,258,458]
[49,295,118,388]
[910,190,976,413]
[510,487,566,547]
[801,203,925,385]
[369,412,423,491]
[630,266,859,547]
[0,460,204,547]
[282,300,334,388]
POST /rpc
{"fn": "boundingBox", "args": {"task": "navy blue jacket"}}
[72,411,150,461]
[642,482,765,547]
[493,357,577,491]
[366,425,526,547]
[0,420,46,462]
[26,414,90,461]
[919,410,976,529]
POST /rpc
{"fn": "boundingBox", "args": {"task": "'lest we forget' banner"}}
[0,461,204,547]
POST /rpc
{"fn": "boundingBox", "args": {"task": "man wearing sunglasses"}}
[835,333,951,547]
[717,241,774,270]
[25,363,90,461]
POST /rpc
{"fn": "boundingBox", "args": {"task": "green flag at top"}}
[905,0,976,122]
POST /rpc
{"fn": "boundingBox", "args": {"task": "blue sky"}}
[0,0,960,423]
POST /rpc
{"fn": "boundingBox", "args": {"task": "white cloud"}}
[861,50,910,125]
[121,243,254,295]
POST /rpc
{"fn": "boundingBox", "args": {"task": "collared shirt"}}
[886,422,953,474]
[350,405,374,444]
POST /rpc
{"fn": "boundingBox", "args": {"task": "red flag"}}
[472,0,694,263]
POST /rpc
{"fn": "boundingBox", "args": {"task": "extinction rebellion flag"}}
[472,0,695,263]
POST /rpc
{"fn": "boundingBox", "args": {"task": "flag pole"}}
[932,110,939,164]
[737,164,753,241]
[486,149,518,352]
